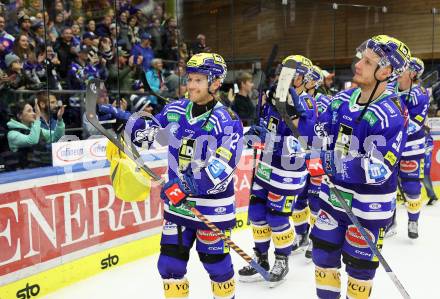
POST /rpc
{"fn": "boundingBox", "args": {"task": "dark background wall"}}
[181,0,440,71]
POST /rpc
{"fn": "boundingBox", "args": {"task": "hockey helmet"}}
[282,54,313,78]
[408,57,424,79]
[186,52,227,83]
[305,65,324,88]
[356,35,411,80]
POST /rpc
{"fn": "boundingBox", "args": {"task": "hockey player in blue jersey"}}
[238,55,316,286]
[293,65,333,260]
[285,35,411,298]
[290,64,324,256]
[396,57,430,238]
[127,53,243,299]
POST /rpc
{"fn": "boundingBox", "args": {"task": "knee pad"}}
[158,247,189,279]
[266,209,290,229]
[211,277,235,299]
[199,253,234,282]
[342,252,379,272]
[315,266,341,299]
[292,206,310,227]
[400,178,422,196]
[347,276,373,299]
[311,236,342,268]
[248,196,267,223]
[163,277,189,298]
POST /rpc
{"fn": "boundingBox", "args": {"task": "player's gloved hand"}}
[286,88,306,119]
[160,167,198,206]
[244,124,268,149]
[265,85,277,105]
[305,151,336,177]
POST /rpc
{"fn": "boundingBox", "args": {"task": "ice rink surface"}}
[44,203,439,299]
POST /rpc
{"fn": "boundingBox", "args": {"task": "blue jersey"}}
[299,87,408,221]
[315,92,332,115]
[148,99,243,230]
[253,90,316,196]
[399,85,429,159]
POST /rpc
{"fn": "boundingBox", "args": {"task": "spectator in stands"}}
[82,31,99,47]
[118,11,130,49]
[85,19,96,34]
[53,0,71,24]
[7,98,65,168]
[53,12,66,37]
[131,32,154,73]
[13,34,33,61]
[145,58,166,107]
[108,47,141,92]
[17,12,32,38]
[30,20,45,50]
[0,16,15,41]
[127,15,140,49]
[71,0,84,21]
[231,71,256,126]
[71,23,82,47]
[54,27,77,79]
[96,15,112,37]
[27,0,42,17]
[190,33,211,56]
[149,17,164,57]
[36,91,64,130]
[2,53,37,90]
[38,46,62,90]
[98,36,113,64]
[67,44,100,90]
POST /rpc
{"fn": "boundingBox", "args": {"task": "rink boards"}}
[1,134,440,299]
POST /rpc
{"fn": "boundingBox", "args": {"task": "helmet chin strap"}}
[356,65,389,122]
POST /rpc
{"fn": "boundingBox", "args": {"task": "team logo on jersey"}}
[390,97,403,115]
[267,117,279,133]
[345,225,375,249]
[335,124,353,156]
[179,138,196,171]
[400,160,418,173]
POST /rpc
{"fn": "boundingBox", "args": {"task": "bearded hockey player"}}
[287,35,411,298]
[127,53,243,299]
[239,55,316,287]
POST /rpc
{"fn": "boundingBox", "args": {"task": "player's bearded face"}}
[187,73,210,103]
[352,49,381,87]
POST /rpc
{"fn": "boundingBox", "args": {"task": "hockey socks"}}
[272,227,295,256]
[212,277,235,299]
[252,223,272,253]
[163,277,189,298]
[315,267,341,299]
[406,194,423,222]
[346,276,373,299]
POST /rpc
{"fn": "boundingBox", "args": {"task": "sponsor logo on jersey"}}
[384,151,397,166]
[400,160,418,173]
[315,210,338,231]
[335,124,353,156]
[367,163,389,182]
[216,147,232,161]
[256,163,272,182]
[345,225,375,249]
[167,112,181,122]
[268,192,283,203]
[305,98,314,109]
[208,159,226,179]
[415,115,424,123]
[329,190,353,208]
[267,116,279,133]
[368,203,382,210]
[283,177,293,183]
[178,138,196,171]
[214,206,227,214]
[197,229,221,245]
[362,111,378,127]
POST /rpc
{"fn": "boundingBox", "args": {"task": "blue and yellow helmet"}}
[305,65,324,88]
[282,54,313,77]
[408,57,424,79]
[357,35,411,80]
[186,53,227,83]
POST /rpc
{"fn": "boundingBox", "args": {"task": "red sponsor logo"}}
[165,184,186,204]
[345,225,375,249]
[196,230,220,245]
[268,192,283,202]
[310,176,323,186]
[400,160,418,173]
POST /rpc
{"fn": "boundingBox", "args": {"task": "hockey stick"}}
[247,44,278,225]
[273,68,412,298]
[85,79,270,281]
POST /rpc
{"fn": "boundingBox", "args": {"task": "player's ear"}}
[211,78,222,91]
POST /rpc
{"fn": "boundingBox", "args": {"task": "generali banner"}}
[0,154,253,285]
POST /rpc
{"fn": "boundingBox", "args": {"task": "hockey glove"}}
[305,151,336,177]
[161,167,198,206]
[244,124,268,149]
[285,88,306,119]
